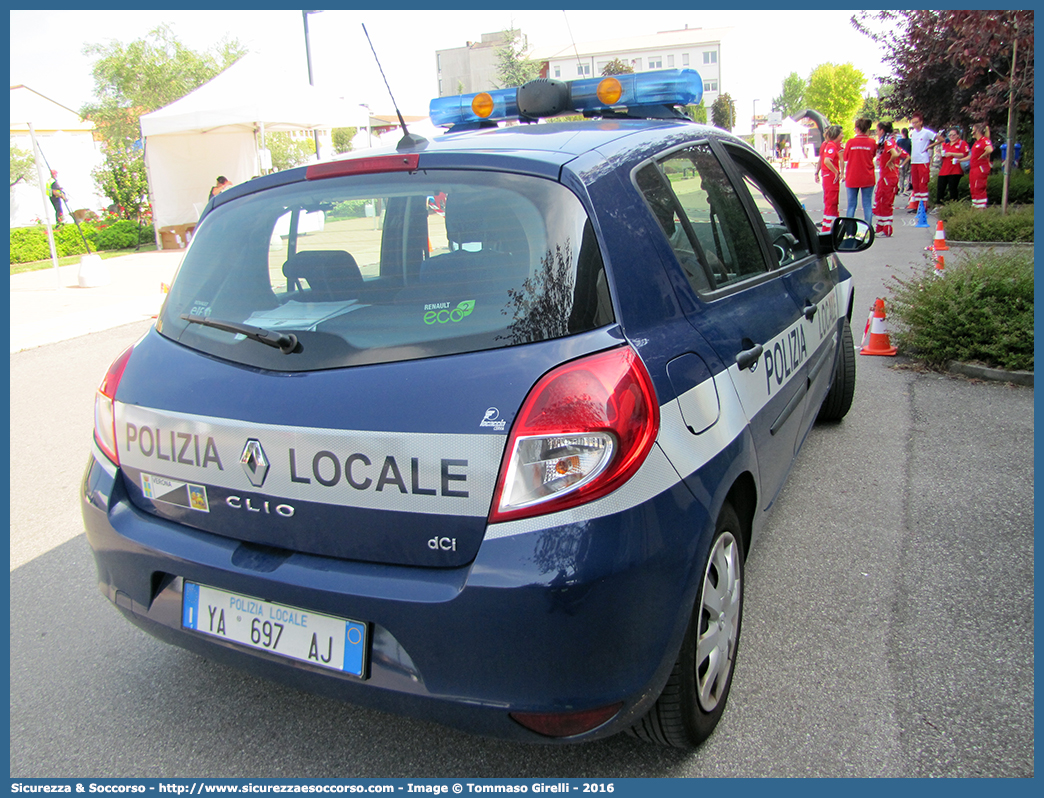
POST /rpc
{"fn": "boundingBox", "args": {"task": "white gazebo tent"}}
[752,116,817,163]
[140,54,368,238]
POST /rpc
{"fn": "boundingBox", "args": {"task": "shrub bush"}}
[325,200,369,221]
[9,227,51,263]
[53,222,96,257]
[9,221,155,264]
[888,249,1034,371]
[94,219,150,250]
[937,203,1034,242]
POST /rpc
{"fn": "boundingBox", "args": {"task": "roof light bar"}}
[430,87,520,127]
[571,69,704,113]
[428,69,703,128]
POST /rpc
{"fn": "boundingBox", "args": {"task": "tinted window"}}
[727,147,812,269]
[158,171,613,371]
[637,144,768,294]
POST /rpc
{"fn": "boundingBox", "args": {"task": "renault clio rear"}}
[82,69,872,747]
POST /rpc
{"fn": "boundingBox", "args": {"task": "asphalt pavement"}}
[9,247,184,353]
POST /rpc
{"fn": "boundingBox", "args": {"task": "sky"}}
[10,8,890,134]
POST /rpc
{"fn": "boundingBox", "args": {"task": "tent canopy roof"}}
[10,85,94,133]
[140,54,368,137]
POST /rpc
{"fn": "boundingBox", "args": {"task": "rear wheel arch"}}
[629,500,745,748]
[724,472,756,557]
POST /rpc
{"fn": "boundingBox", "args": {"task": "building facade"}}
[435,26,728,110]
[533,26,728,107]
[435,30,521,98]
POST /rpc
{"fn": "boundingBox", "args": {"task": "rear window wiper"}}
[180,314,300,354]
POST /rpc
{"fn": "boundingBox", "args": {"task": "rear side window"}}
[636,144,768,293]
[158,171,613,371]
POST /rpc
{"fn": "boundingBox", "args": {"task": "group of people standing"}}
[815,113,995,237]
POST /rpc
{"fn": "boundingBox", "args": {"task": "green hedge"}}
[888,249,1034,371]
[928,169,1034,206]
[937,203,1034,242]
[9,221,155,264]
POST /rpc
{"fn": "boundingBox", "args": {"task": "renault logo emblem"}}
[240,439,270,488]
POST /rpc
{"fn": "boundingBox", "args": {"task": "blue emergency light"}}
[430,68,704,128]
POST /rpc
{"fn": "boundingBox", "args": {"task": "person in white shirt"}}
[907,113,937,211]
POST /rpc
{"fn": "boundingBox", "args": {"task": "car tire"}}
[817,318,856,421]
[629,503,744,749]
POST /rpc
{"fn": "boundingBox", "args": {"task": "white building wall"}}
[544,41,722,107]
[10,129,106,227]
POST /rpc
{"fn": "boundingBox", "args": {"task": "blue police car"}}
[82,70,872,748]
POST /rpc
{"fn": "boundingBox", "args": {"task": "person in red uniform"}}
[815,125,843,233]
[872,121,905,237]
[843,118,876,225]
[937,127,970,204]
[968,123,994,210]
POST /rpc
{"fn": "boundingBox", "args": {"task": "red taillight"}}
[489,347,660,524]
[93,344,134,465]
[306,154,420,180]
[510,702,624,737]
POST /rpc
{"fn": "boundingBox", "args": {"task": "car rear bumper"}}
[82,442,717,743]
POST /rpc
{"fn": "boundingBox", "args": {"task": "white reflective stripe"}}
[656,371,748,481]
[115,404,503,516]
[870,316,888,334]
[727,282,842,420]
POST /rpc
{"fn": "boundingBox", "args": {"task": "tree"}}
[859,82,897,121]
[852,10,1033,131]
[10,145,36,187]
[711,93,736,131]
[267,132,316,172]
[601,58,635,76]
[91,143,149,220]
[80,25,246,217]
[686,100,708,124]
[805,63,866,131]
[772,72,807,119]
[493,30,539,89]
[853,10,1033,211]
[331,127,357,155]
[81,24,246,149]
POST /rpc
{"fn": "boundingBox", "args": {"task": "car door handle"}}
[736,343,763,371]
[803,302,817,321]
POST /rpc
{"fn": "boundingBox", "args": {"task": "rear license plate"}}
[182,582,367,677]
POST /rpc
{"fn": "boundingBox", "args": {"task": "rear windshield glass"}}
[157,169,613,371]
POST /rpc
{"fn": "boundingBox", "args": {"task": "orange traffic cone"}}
[860,298,898,356]
[932,220,949,251]
[934,251,945,275]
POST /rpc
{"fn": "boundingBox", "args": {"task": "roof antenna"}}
[563,11,584,74]
[362,23,427,150]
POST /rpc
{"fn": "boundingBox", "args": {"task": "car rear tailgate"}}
[110,327,618,568]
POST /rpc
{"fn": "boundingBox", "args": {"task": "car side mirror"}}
[819,217,874,253]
